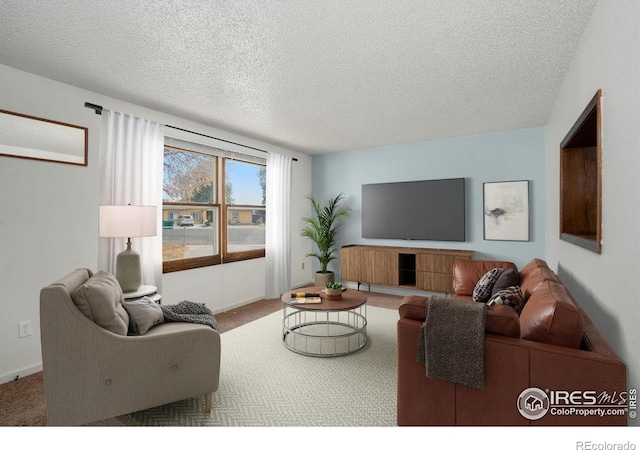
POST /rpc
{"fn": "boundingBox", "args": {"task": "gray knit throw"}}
[417,296,486,390]
[160,300,218,330]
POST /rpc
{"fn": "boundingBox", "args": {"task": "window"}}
[224,159,266,262]
[162,139,266,272]
[163,145,219,272]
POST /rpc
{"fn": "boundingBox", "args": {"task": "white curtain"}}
[265,152,292,298]
[98,109,164,290]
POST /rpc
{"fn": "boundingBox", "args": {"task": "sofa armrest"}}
[399,295,429,321]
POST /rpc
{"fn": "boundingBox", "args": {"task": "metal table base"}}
[282,304,367,357]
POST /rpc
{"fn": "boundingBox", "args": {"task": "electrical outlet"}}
[19,320,32,338]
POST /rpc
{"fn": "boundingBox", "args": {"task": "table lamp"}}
[99,205,157,293]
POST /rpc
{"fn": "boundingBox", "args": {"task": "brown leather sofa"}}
[397,258,627,426]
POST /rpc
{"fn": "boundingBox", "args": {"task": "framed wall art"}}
[483,180,530,241]
[0,109,88,166]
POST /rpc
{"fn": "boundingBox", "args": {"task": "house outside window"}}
[224,159,266,262]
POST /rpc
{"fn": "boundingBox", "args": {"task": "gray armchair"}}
[40,268,221,426]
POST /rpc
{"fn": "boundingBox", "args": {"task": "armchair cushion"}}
[122,297,164,335]
[71,270,129,335]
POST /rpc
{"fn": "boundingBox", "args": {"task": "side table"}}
[123,285,161,304]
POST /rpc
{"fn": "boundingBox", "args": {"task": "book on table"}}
[290,295,322,304]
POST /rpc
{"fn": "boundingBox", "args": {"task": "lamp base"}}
[116,241,142,293]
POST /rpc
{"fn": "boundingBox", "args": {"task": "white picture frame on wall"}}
[483,180,530,241]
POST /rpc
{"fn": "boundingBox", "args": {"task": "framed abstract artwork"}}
[483,180,530,241]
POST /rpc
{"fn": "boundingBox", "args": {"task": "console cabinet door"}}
[416,254,472,294]
[341,247,398,285]
[367,250,398,286]
[341,247,365,282]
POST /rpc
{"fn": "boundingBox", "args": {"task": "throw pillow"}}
[71,271,129,336]
[122,297,164,335]
[491,267,520,296]
[473,267,505,302]
[487,286,525,313]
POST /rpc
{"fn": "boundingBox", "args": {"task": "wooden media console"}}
[340,245,474,294]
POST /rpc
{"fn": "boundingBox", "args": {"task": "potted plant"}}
[301,193,351,286]
[324,282,343,298]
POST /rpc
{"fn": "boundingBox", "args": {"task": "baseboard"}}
[0,363,43,385]
[211,294,265,315]
[292,279,315,289]
[210,280,315,315]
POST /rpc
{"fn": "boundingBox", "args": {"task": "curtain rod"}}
[84,102,297,161]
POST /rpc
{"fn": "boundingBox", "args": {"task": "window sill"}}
[162,250,265,273]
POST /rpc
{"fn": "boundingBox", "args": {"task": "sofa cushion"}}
[519,280,584,349]
[71,270,129,336]
[491,267,519,296]
[453,260,517,296]
[519,258,550,296]
[122,297,164,335]
[473,268,504,302]
[520,266,560,299]
[399,295,519,338]
[487,286,525,313]
[485,305,520,338]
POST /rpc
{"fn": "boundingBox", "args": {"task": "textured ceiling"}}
[0,1,596,155]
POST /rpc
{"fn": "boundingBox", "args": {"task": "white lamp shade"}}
[99,205,157,238]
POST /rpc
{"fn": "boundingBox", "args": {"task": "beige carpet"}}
[0,371,122,426]
[118,305,398,426]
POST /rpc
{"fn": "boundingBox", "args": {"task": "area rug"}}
[118,305,398,426]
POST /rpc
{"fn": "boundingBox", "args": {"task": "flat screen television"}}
[362,178,465,241]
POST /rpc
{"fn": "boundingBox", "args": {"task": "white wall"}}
[545,0,640,412]
[0,64,312,383]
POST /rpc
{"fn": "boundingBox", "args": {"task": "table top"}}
[281,286,367,311]
[122,285,157,299]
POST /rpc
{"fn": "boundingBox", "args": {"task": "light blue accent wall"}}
[310,127,546,280]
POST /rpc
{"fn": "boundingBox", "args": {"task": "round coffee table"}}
[281,287,367,357]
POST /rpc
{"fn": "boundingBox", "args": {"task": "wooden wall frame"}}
[560,90,602,253]
[0,109,88,166]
